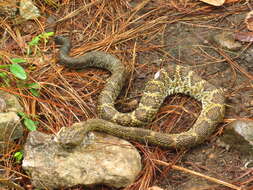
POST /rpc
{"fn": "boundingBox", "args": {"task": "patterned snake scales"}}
[55,36,225,149]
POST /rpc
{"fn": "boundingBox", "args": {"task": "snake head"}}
[56,126,84,150]
[54,36,69,45]
[54,36,72,60]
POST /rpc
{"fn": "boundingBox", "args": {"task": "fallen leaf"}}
[235,32,253,42]
[245,10,253,31]
[199,0,225,6]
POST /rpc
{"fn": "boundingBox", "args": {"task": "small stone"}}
[0,0,17,17]
[213,32,242,51]
[0,91,23,153]
[0,112,23,152]
[19,0,40,20]
[0,91,23,113]
[220,120,253,156]
[23,130,142,189]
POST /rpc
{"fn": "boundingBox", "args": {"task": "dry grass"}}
[0,0,253,190]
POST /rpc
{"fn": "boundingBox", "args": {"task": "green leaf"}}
[41,32,54,38]
[24,118,37,131]
[17,112,26,118]
[25,83,41,97]
[13,151,23,162]
[10,63,27,80]
[28,36,40,46]
[0,72,8,78]
[41,32,55,43]
[11,58,26,64]
[29,88,40,97]
[27,32,54,49]
[0,65,10,69]
[26,82,41,89]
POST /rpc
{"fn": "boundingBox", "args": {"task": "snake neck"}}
[55,36,126,73]
[55,36,129,120]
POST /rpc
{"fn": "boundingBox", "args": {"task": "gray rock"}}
[0,91,23,153]
[22,130,142,189]
[220,120,253,156]
[213,32,242,51]
[0,112,23,151]
[19,0,40,20]
[0,91,23,113]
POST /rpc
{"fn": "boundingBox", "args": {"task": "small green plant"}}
[0,32,54,133]
[18,112,38,131]
[0,58,27,81]
[25,82,41,97]
[0,58,41,96]
[13,151,23,163]
[0,57,27,81]
[27,31,54,54]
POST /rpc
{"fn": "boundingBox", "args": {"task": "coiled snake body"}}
[55,36,225,149]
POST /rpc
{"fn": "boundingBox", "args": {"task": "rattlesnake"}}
[55,36,225,149]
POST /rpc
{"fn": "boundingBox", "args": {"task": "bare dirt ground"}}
[1,0,253,190]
